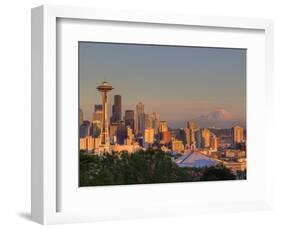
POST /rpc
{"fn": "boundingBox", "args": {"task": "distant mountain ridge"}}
[169,109,245,129]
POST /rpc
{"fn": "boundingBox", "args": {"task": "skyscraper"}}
[159,121,168,133]
[194,129,202,149]
[232,125,244,146]
[201,128,211,148]
[125,126,134,145]
[177,128,186,145]
[117,121,126,145]
[96,81,113,153]
[135,102,144,135]
[184,127,191,149]
[124,110,135,130]
[186,120,199,149]
[151,112,159,134]
[109,123,118,144]
[92,104,103,123]
[144,128,154,147]
[210,134,218,151]
[160,131,171,145]
[80,120,90,138]
[140,113,151,136]
[111,95,122,123]
[92,120,101,138]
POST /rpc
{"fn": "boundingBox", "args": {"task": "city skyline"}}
[79,42,246,128]
[79,43,247,185]
[79,80,247,184]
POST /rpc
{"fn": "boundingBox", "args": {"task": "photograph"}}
[79,42,247,187]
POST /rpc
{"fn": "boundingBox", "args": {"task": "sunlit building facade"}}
[125,126,134,145]
[159,120,168,133]
[210,134,218,151]
[140,113,150,136]
[172,139,185,153]
[92,104,103,123]
[160,131,171,145]
[151,112,159,134]
[184,127,191,149]
[201,128,211,148]
[135,102,144,135]
[144,128,155,147]
[232,125,244,146]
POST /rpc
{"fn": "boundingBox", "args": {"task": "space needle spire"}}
[96,81,113,154]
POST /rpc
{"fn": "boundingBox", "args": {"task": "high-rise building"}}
[96,81,113,153]
[159,121,168,133]
[172,139,184,153]
[80,118,103,153]
[79,108,83,126]
[201,128,211,148]
[210,134,218,151]
[117,121,126,145]
[177,128,186,145]
[194,129,202,149]
[92,120,101,138]
[186,121,199,149]
[109,123,118,144]
[125,126,134,145]
[232,125,244,146]
[144,128,154,147]
[80,120,91,138]
[135,102,144,135]
[140,113,150,136]
[160,131,171,145]
[184,128,192,149]
[124,110,135,130]
[151,112,159,134]
[92,104,103,123]
[111,95,122,123]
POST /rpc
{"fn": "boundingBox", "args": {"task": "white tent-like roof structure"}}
[176,151,220,168]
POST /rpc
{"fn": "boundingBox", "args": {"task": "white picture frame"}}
[31,5,274,225]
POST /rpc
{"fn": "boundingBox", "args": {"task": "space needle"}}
[97,81,113,154]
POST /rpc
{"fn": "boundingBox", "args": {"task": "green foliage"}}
[201,165,236,181]
[79,149,236,187]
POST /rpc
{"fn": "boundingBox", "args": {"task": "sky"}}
[79,42,246,128]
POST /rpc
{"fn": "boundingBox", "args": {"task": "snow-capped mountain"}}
[198,109,232,121]
[168,109,245,129]
[195,109,243,128]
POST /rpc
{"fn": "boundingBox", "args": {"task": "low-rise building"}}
[111,143,141,154]
[225,149,246,158]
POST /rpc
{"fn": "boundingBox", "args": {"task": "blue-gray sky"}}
[79,42,246,128]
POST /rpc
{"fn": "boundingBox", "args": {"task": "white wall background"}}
[0,0,280,229]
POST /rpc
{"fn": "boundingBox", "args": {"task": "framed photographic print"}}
[31,5,274,224]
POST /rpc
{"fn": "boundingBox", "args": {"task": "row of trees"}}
[79,149,236,187]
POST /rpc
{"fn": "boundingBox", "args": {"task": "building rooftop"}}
[176,151,220,168]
